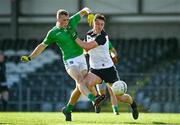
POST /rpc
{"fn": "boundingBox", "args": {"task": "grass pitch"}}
[0,112,180,125]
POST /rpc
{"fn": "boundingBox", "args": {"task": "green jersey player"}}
[21,8,105,121]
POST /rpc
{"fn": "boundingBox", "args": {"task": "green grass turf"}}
[0,112,180,125]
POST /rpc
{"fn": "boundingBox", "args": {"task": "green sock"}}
[88,93,96,101]
[112,105,119,113]
[66,104,74,113]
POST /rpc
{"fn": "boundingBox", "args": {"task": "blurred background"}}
[0,0,180,113]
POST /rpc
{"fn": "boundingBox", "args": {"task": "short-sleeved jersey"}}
[43,13,83,61]
[85,30,114,69]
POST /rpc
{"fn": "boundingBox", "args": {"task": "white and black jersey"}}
[85,30,114,69]
[85,30,120,83]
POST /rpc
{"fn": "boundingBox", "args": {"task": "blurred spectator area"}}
[136,60,180,113]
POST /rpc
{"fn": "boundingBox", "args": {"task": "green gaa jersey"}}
[43,13,83,61]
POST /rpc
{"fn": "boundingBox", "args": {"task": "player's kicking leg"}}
[131,100,138,119]
[116,94,139,119]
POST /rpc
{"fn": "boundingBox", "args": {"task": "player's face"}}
[93,19,105,33]
[57,15,69,28]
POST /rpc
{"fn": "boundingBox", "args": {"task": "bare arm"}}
[110,47,119,64]
[110,47,118,58]
[29,43,47,59]
[75,38,98,51]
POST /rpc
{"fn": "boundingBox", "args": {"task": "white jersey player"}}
[75,13,139,119]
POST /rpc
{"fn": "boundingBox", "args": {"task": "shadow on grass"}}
[124,122,143,124]
[152,122,167,124]
[124,122,167,124]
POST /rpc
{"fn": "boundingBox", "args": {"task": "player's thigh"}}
[81,69,88,78]
[85,72,102,87]
[67,65,83,83]
[78,55,88,77]
[66,54,88,82]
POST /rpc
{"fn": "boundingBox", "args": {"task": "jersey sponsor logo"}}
[64,60,74,68]
[87,35,91,40]
[87,35,95,42]
[69,61,74,64]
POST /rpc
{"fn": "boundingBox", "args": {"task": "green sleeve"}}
[69,13,81,28]
[43,30,55,46]
[109,41,113,50]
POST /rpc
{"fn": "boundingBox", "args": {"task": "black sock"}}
[131,100,137,109]
[2,99,8,111]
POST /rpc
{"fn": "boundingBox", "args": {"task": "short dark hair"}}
[56,9,69,19]
[94,13,106,22]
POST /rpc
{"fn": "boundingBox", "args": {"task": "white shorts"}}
[64,54,88,72]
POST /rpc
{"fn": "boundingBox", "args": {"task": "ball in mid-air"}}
[112,80,127,95]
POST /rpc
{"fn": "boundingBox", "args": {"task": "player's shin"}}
[89,86,98,96]
[65,87,81,113]
[116,94,133,104]
[69,86,81,105]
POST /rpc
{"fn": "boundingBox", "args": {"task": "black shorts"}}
[90,66,119,83]
[0,85,9,93]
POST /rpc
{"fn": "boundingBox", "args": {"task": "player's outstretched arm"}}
[21,43,47,62]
